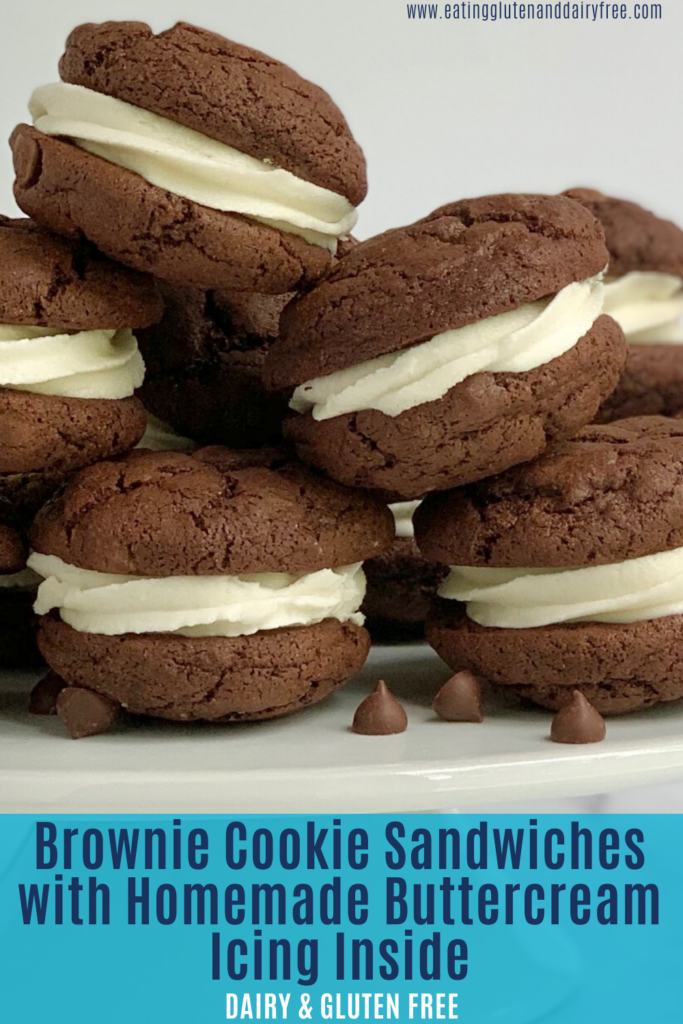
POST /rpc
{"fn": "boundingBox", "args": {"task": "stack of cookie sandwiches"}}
[0,215,160,668]
[5,15,683,737]
[264,192,628,639]
[0,217,160,520]
[0,18,402,729]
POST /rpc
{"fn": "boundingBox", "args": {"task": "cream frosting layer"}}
[28,553,366,637]
[389,501,421,540]
[290,275,604,421]
[137,415,198,453]
[30,83,357,252]
[438,545,683,629]
[0,568,41,591]
[0,325,144,399]
[603,272,683,343]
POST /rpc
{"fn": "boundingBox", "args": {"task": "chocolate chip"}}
[433,671,484,722]
[351,680,408,735]
[550,691,606,745]
[12,130,42,188]
[29,671,67,716]
[56,687,119,739]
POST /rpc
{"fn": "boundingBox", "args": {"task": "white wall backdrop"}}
[1,0,681,238]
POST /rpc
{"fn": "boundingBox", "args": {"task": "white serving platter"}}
[3,643,683,813]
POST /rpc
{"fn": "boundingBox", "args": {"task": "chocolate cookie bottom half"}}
[285,316,625,498]
[427,600,683,716]
[0,390,146,518]
[12,126,332,294]
[38,616,369,722]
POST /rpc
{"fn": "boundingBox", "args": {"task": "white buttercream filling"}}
[603,271,683,343]
[137,415,198,453]
[30,83,357,252]
[438,545,683,629]
[0,324,144,399]
[28,553,366,637]
[290,275,604,421]
[0,568,41,591]
[390,501,421,540]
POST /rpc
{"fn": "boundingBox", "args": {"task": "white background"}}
[1,0,681,238]
[2,0,683,811]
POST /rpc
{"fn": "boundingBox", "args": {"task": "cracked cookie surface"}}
[59,21,367,204]
[265,193,610,387]
[0,215,161,328]
[31,448,395,575]
[415,416,683,567]
[419,417,683,716]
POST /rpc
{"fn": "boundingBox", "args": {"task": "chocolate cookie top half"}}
[0,216,161,329]
[564,189,683,279]
[59,21,366,206]
[414,417,683,568]
[264,193,609,389]
[31,449,394,576]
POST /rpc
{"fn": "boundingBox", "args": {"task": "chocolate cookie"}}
[564,188,683,280]
[0,518,41,668]
[596,345,683,421]
[0,217,158,519]
[362,536,447,639]
[29,449,394,729]
[264,194,626,497]
[417,417,683,714]
[566,189,683,421]
[362,502,447,639]
[136,284,291,448]
[12,21,366,293]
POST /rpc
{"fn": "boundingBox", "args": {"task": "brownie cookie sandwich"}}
[0,216,160,518]
[565,189,683,420]
[0,515,41,667]
[11,21,365,293]
[264,194,627,498]
[28,449,393,729]
[362,501,447,639]
[136,284,291,449]
[416,417,683,715]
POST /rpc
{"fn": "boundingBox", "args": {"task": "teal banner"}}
[0,815,677,1022]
